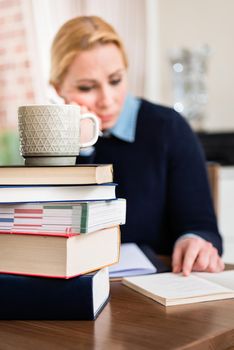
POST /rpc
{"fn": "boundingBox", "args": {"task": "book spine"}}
[0,274,96,320]
[80,203,89,233]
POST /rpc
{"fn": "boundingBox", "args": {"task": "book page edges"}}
[0,226,120,279]
[0,255,118,279]
[166,293,234,306]
[122,279,166,305]
[122,279,234,306]
[0,164,113,185]
[96,164,113,184]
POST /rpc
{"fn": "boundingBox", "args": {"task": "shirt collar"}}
[108,95,141,143]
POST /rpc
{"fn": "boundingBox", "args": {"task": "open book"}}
[122,270,234,306]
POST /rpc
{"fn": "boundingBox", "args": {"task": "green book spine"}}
[80,203,89,233]
[43,205,73,209]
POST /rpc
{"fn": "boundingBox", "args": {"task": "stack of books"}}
[0,164,126,320]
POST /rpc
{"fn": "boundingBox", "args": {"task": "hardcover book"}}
[0,268,110,320]
[0,183,116,204]
[0,226,120,278]
[0,164,113,185]
[0,199,126,234]
[122,270,234,306]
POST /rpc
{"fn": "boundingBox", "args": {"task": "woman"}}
[49,16,224,275]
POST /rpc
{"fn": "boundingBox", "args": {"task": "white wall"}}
[157,0,234,131]
[219,167,234,263]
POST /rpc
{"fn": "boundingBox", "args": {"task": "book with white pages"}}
[109,243,157,279]
[0,199,126,234]
[122,270,234,306]
[0,183,116,204]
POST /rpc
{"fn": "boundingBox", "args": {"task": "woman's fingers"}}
[181,242,201,276]
[68,102,103,140]
[172,237,224,276]
[192,246,211,271]
[172,245,183,273]
[172,237,202,275]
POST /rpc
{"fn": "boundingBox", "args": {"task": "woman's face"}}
[56,43,127,130]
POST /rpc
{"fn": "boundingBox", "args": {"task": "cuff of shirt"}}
[79,146,95,157]
[175,233,205,246]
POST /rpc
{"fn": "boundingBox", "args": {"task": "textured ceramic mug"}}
[18,104,99,166]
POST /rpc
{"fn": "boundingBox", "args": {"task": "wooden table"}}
[0,271,233,350]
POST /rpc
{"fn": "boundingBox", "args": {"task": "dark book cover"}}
[0,268,109,320]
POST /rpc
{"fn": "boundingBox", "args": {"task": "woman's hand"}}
[172,237,225,276]
[70,102,103,129]
[69,102,102,143]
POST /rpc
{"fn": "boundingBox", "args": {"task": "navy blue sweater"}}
[78,99,222,255]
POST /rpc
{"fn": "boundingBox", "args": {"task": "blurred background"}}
[0,0,233,262]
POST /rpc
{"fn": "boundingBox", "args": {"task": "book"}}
[122,270,234,306]
[0,267,110,320]
[109,243,157,278]
[0,183,116,204]
[0,226,120,278]
[0,198,126,234]
[0,164,113,185]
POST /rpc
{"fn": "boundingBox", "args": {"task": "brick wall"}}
[0,0,35,164]
[0,0,35,129]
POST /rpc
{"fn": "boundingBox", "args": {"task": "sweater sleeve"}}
[166,111,223,255]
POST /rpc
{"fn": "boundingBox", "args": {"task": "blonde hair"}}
[49,16,128,86]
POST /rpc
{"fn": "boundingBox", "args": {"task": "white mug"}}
[18,104,99,166]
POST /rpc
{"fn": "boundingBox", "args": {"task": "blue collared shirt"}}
[109,94,141,142]
[80,94,140,155]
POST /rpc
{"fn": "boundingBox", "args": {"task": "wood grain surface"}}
[0,271,233,350]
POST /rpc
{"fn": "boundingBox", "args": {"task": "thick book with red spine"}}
[0,226,120,278]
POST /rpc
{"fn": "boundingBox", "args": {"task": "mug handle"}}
[79,113,99,148]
